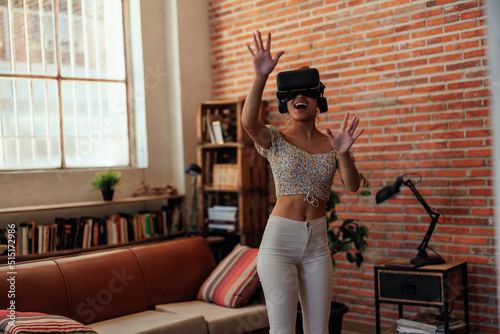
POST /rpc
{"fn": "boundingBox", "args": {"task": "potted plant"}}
[90,170,122,201]
[297,173,370,334]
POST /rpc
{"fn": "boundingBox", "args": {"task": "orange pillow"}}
[197,244,259,308]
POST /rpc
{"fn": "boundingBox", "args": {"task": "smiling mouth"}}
[294,102,308,109]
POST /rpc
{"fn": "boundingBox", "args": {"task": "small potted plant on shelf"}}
[90,170,122,201]
[297,173,370,334]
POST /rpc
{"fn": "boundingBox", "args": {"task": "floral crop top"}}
[255,125,354,207]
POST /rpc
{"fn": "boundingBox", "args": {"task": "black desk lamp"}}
[185,163,202,235]
[376,174,445,267]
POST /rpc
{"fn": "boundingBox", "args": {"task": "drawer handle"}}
[401,283,416,294]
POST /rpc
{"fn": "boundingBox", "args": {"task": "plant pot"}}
[101,189,114,201]
[296,301,349,334]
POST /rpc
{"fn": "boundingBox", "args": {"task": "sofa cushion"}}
[131,236,217,308]
[156,300,268,334]
[0,261,71,317]
[87,310,207,334]
[197,243,259,308]
[0,310,97,333]
[55,248,148,325]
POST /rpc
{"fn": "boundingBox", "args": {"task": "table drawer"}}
[378,270,443,305]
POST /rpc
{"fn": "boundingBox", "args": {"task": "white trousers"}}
[257,215,333,334]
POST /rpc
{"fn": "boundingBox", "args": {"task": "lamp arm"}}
[403,179,441,257]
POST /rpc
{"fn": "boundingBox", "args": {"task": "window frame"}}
[0,0,147,172]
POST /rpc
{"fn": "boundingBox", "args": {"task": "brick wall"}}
[208,0,496,332]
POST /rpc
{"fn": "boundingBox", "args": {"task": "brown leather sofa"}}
[0,236,268,333]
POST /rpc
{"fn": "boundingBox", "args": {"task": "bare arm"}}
[241,31,284,149]
[326,112,364,192]
[337,152,361,192]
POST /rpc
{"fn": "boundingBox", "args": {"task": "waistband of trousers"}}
[268,214,326,230]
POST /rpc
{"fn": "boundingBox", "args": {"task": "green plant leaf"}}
[90,171,121,191]
[326,173,370,275]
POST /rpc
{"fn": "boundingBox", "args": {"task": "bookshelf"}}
[0,195,186,262]
[196,99,268,247]
[0,194,184,214]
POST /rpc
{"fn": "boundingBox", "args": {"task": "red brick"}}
[453,197,486,205]
[448,100,483,109]
[414,65,445,75]
[438,244,470,254]
[414,84,446,94]
[451,159,485,167]
[470,188,494,197]
[427,33,461,45]
[449,139,484,148]
[433,150,465,158]
[430,92,463,101]
[468,149,492,157]
[448,80,482,90]
[462,28,488,39]
[443,1,479,14]
[380,0,411,9]
[430,73,463,82]
[444,20,478,33]
[446,40,480,52]
[466,129,491,137]
[465,89,490,98]
[464,49,486,58]
[428,14,460,26]
[380,33,410,45]
[462,9,484,20]
[431,111,464,121]
[446,60,482,71]
[367,45,395,55]
[352,21,380,33]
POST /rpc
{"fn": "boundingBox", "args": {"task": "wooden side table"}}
[374,261,469,334]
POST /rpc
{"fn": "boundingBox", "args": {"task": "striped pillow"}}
[197,243,259,308]
[0,311,97,333]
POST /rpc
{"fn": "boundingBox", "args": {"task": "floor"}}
[341,319,377,334]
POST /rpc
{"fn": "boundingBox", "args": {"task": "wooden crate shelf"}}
[196,99,268,247]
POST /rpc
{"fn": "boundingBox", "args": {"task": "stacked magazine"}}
[206,205,238,232]
[397,313,466,333]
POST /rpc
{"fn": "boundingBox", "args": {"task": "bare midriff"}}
[271,194,327,221]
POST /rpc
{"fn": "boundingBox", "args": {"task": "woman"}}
[241,30,364,333]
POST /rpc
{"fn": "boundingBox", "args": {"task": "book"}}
[207,205,238,222]
[397,313,465,332]
[397,326,439,333]
[20,221,35,254]
[212,120,225,144]
[212,164,238,188]
[207,222,236,232]
[18,225,27,255]
[54,217,66,250]
[171,205,181,233]
[205,115,217,144]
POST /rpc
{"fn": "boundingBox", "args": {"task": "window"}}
[0,0,131,170]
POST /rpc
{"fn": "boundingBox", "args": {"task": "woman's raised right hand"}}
[246,30,284,77]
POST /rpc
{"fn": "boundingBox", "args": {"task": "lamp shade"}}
[185,163,202,176]
[375,176,404,204]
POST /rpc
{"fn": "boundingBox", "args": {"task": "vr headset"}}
[276,68,328,114]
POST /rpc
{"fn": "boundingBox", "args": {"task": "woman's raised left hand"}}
[326,112,364,154]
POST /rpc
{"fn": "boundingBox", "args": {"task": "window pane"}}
[0,0,131,171]
[0,77,61,170]
[59,0,125,80]
[61,80,129,168]
[0,5,11,72]
[0,0,57,75]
